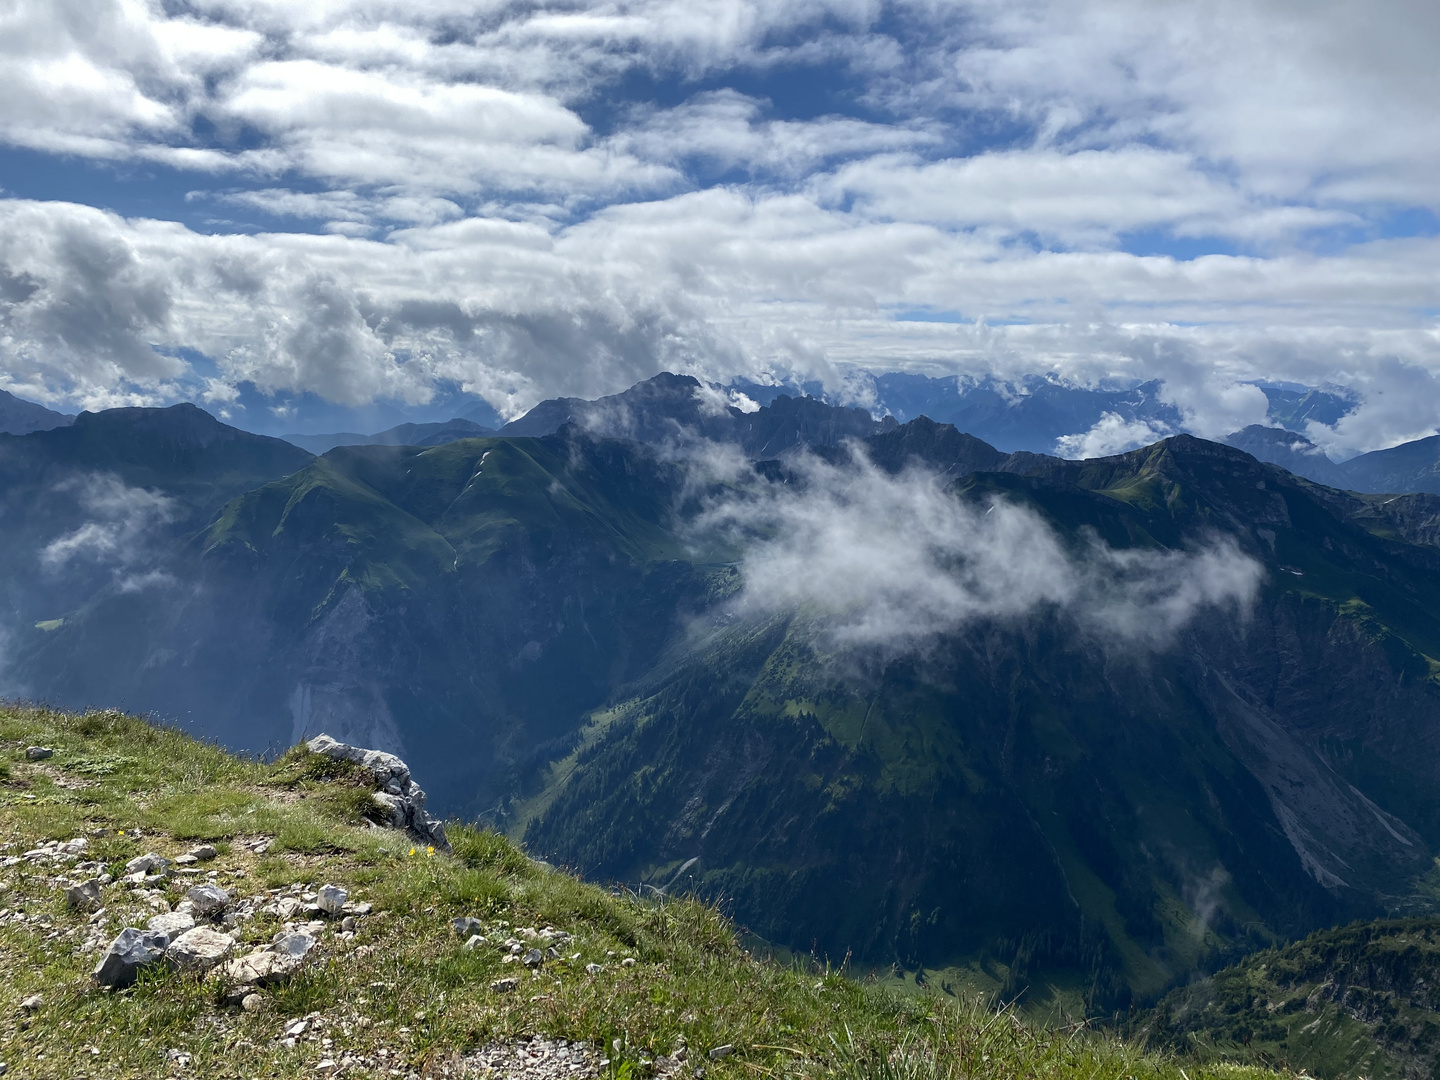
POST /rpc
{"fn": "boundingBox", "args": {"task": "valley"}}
[3,376,1440,1026]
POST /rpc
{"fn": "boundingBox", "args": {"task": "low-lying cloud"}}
[41,473,176,571]
[1055,411,1174,459]
[697,451,1264,650]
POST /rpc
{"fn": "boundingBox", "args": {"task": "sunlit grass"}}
[0,702,1288,1080]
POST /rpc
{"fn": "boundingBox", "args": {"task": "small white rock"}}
[315,884,347,916]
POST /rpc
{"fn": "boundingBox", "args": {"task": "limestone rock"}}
[188,845,217,861]
[65,879,103,912]
[219,950,300,988]
[186,884,230,916]
[452,916,485,938]
[316,884,347,915]
[304,733,449,851]
[148,911,197,937]
[24,746,53,761]
[93,928,171,988]
[306,734,411,791]
[166,927,236,972]
[272,930,317,959]
[124,853,171,876]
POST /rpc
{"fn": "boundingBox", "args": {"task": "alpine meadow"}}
[5,3,1440,1079]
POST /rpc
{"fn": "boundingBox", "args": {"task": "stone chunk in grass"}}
[166,927,235,972]
[220,950,300,989]
[93,927,170,988]
[148,911,196,936]
[186,883,230,916]
[65,879,103,912]
[316,883,347,915]
[124,852,171,876]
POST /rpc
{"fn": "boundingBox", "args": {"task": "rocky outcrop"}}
[305,734,449,851]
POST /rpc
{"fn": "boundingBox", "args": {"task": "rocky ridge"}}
[305,734,450,851]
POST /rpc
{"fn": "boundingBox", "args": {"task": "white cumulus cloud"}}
[695,448,1265,650]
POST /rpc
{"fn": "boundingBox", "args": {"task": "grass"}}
[0,703,1286,1080]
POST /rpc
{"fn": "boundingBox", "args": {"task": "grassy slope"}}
[1144,919,1440,1080]
[0,704,1281,1080]
[521,436,1440,1007]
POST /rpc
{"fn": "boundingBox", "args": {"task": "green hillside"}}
[13,410,1440,1017]
[1144,919,1440,1080]
[0,404,313,643]
[14,430,713,798]
[0,703,1280,1080]
[522,435,1440,1009]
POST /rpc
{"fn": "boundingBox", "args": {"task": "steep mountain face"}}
[863,373,1183,453]
[524,431,1440,1006]
[11,428,714,807]
[742,374,1356,457]
[1341,436,1440,497]
[0,388,72,435]
[1146,918,1440,1080]
[9,388,1440,1013]
[282,418,496,455]
[1223,426,1350,488]
[502,372,894,453]
[1257,386,1357,432]
[0,404,311,643]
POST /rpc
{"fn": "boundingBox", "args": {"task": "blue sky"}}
[1,0,1439,453]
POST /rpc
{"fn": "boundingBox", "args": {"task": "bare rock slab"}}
[65,879,103,912]
[219,950,300,988]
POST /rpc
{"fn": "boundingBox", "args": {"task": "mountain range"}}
[5,374,1440,1014]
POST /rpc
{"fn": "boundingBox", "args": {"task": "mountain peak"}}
[7,402,313,484]
[0,387,73,436]
[73,402,238,447]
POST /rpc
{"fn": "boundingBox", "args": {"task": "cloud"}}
[617,90,938,181]
[0,194,1437,448]
[40,474,176,570]
[0,1,1439,454]
[1055,412,1172,459]
[824,148,1356,247]
[694,448,1264,650]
